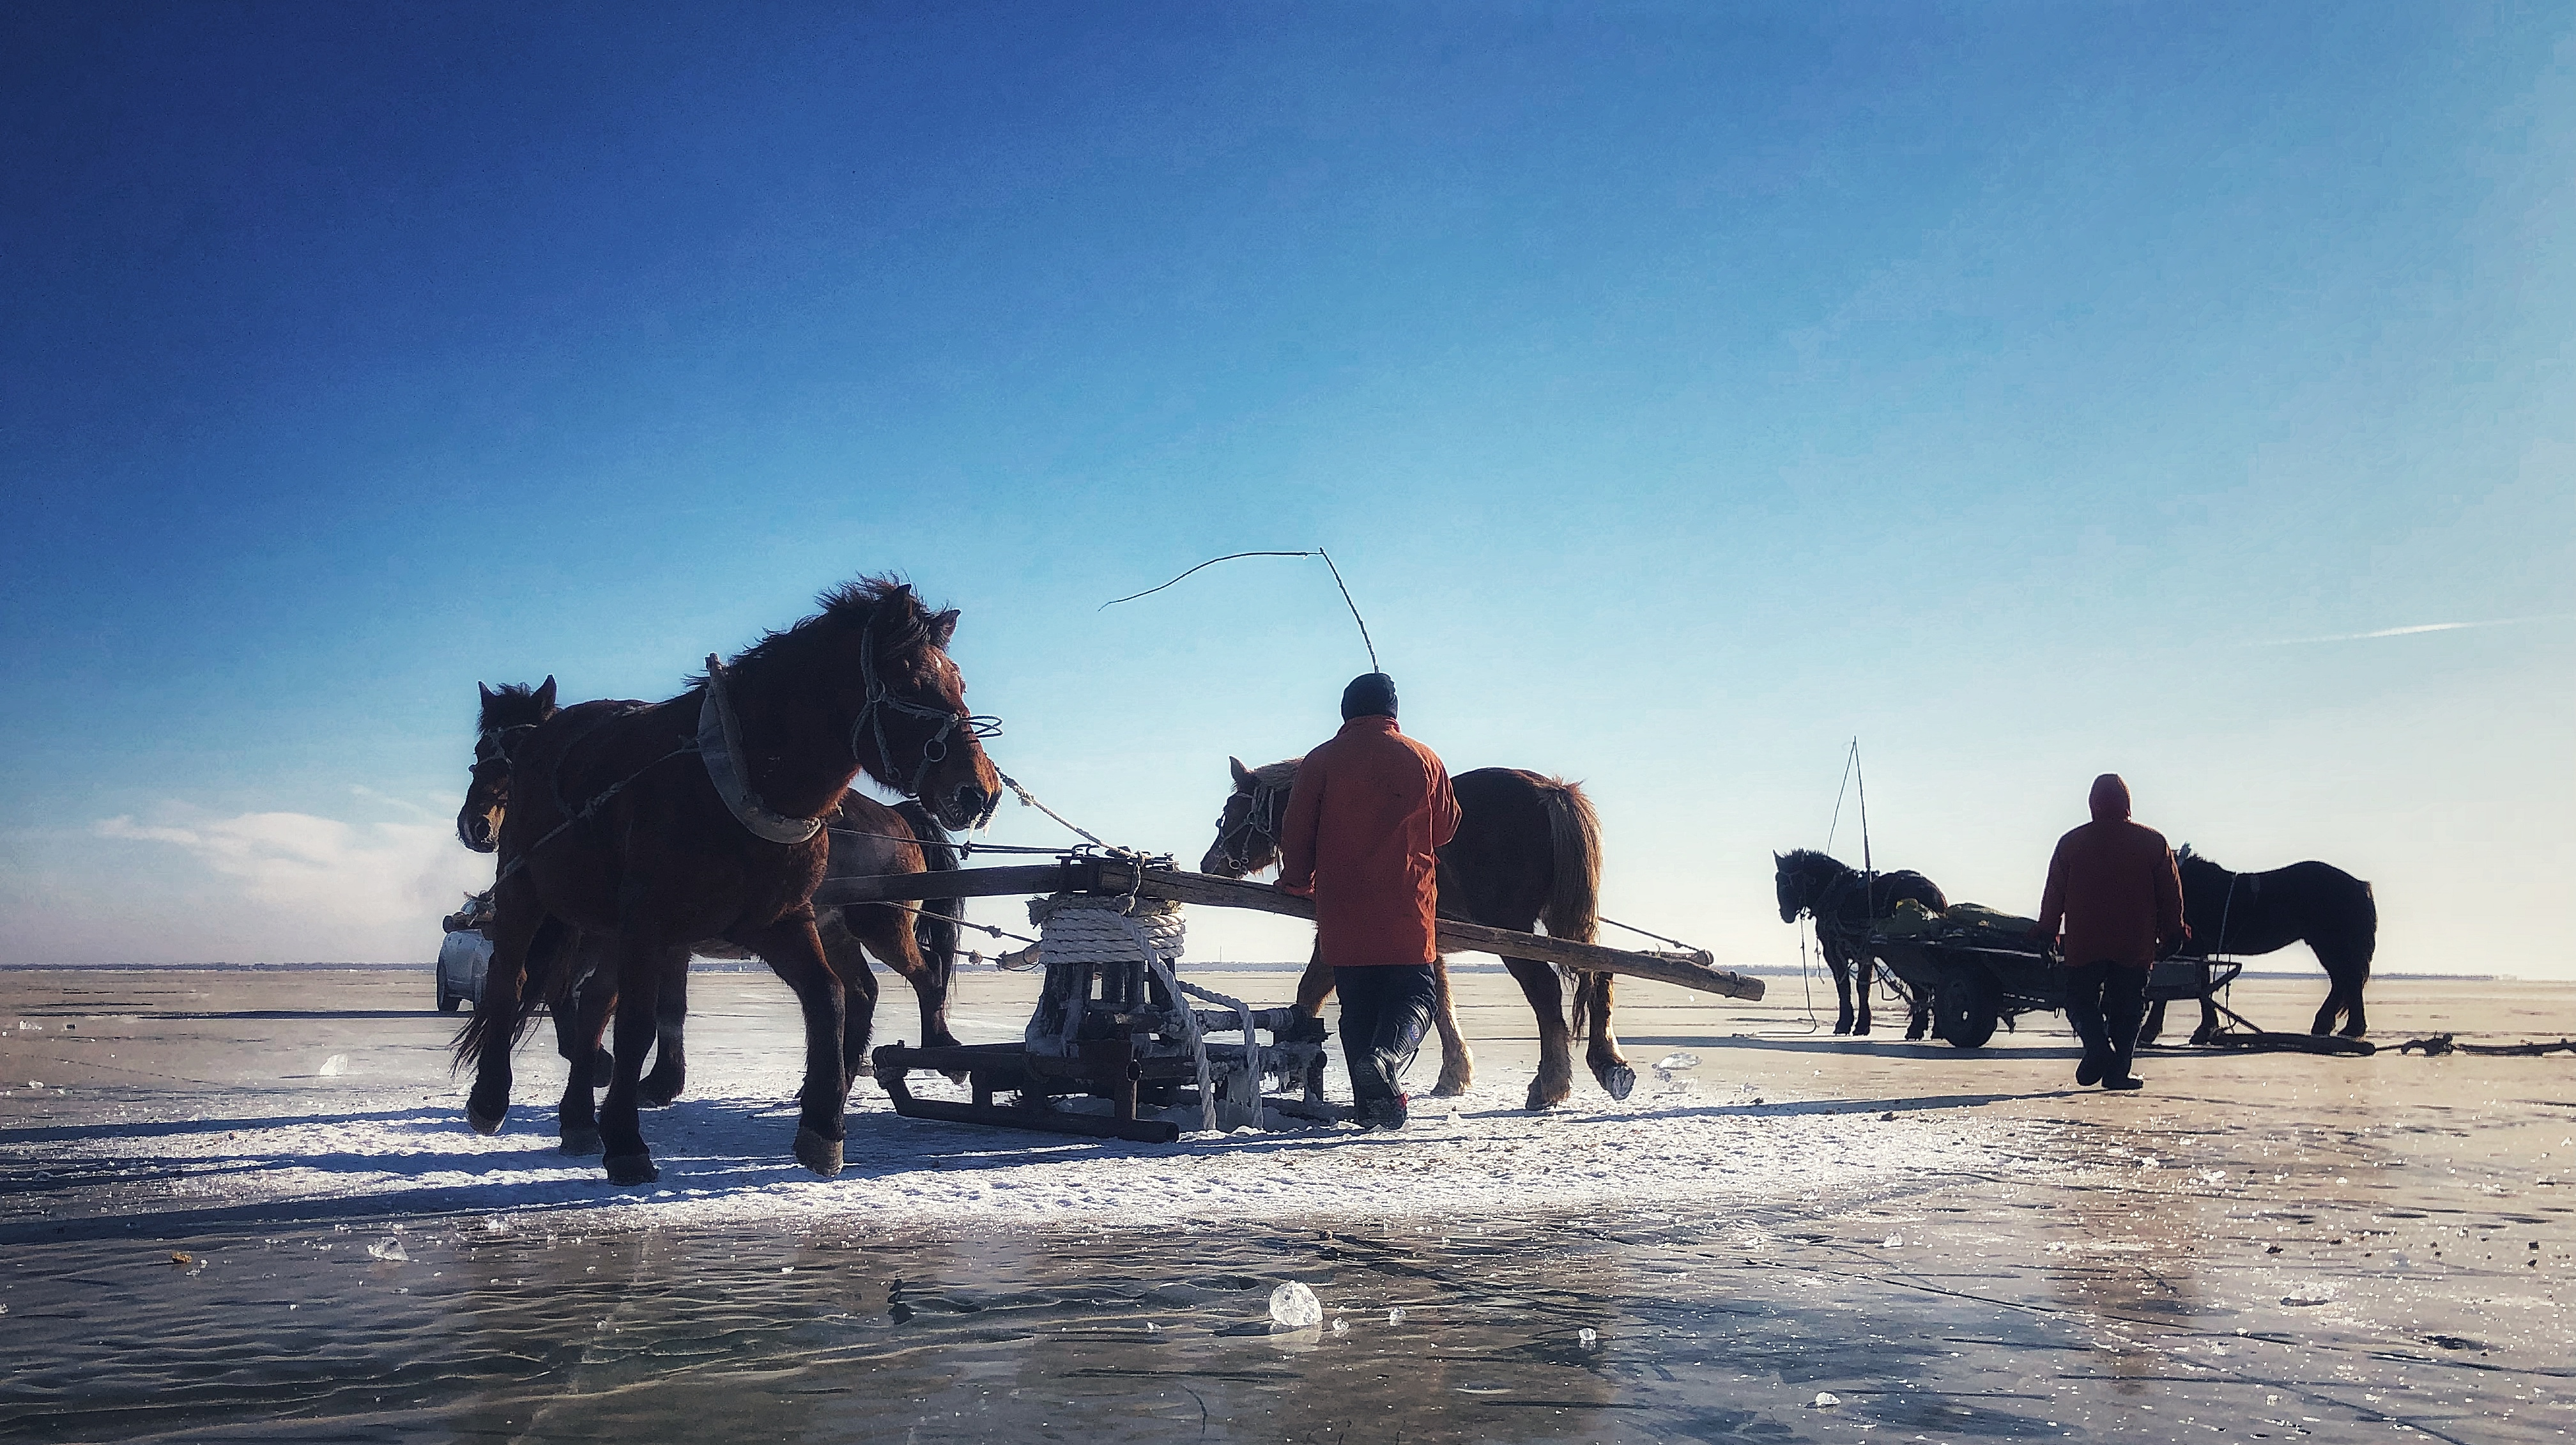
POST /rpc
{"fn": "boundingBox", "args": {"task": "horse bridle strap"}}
[699,656,825,846]
[1219,781,1284,867]
[848,625,1001,808]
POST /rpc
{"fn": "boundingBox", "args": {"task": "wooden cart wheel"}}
[1934,968,1998,1049]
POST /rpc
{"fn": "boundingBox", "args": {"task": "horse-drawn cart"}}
[815,853,1766,1141]
[1825,917,2243,1050]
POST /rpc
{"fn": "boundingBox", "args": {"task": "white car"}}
[436,929,493,1013]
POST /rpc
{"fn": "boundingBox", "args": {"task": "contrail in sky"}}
[2254,614,2573,646]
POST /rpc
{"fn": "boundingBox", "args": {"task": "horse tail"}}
[448,914,568,1070]
[896,800,963,980]
[2352,877,2378,976]
[1536,777,1602,945]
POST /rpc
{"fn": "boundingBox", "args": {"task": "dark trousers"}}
[1333,964,1438,1106]
[2065,961,2149,1081]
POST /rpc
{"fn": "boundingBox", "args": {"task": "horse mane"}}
[1777,847,1848,875]
[2177,843,2223,871]
[1250,757,1303,789]
[697,575,940,684]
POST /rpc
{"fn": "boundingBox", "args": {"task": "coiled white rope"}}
[1018,895,1267,1132]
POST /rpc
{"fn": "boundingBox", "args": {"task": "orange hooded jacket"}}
[2035,774,2189,969]
[1276,716,1460,968]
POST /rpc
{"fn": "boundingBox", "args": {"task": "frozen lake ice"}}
[2,963,2569,1441]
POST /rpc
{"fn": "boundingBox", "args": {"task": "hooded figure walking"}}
[2032,774,2189,1090]
[1276,672,1460,1129]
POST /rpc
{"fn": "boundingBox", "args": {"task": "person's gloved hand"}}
[1277,880,1315,898]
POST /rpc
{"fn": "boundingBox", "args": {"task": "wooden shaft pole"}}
[811,862,1767,1001]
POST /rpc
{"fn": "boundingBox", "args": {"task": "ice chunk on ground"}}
[1268,1281,1322,1329]
[318,1055,349,1078]
[1813,1392,1841,1407]
[367,1238,409,1262]
[1655,1051,1700,1071]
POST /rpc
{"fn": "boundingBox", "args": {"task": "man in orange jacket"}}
[1277,672,1460,1130]
[2032,774,2189,1091]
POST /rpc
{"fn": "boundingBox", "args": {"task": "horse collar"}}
[698,656,825,846]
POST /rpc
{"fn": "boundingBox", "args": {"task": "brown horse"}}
[1202,757,1628,1110]
[456,681,962,1109]
[455,578,999,1184]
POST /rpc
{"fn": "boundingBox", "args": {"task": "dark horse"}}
[456,677,556,852]
[454,578,1000,1184]
[2142,845,2379,1044]
[1203,757,1628,1110]
[1773,849,1950,1037]
[455,679,964,1106]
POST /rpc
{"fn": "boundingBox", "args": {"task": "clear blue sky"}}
[3,3,2568,981]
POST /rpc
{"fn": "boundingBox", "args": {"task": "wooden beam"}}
[808,860,1765,1001]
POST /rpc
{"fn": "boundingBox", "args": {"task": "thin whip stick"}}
[1099,551,1316,610]
[1315,547,1379,674]
[1098,546,1379,672]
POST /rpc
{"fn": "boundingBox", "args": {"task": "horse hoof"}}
[466,1102,507,1136]
[1523,1079,1568,1112]
[640,1076,682,1109]
[1598,1063,1637,1102]
[795,1126,845,1178]
[559,1126,603,1157]
[604,1153,658,1186]
[1427,1079,1469,1099]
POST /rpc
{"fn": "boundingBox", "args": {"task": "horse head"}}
[1774,847,1844,923]
[1773,850,1805,922]
[1202,755,1293,877]
[457,676,556,852]
[824,579,1002,831]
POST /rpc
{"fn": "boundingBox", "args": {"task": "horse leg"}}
[1825,939,1855,1035]
[556,983,611,1157]
[1903,975,1931,1039]
[1581,971,1635,1101]
[1426,954,1475,1097]
[2138,998,2167,1047]
[2319,941,2372,1037]
[1851,950,1873,1036]
[463,885,551,1135]
[2191,996,2219,1046]
[822,908,893,1087]
[1504,957,1575,1111]
[638,962,690,1108]
[737,913,852,1178]
[596,942,682,1186]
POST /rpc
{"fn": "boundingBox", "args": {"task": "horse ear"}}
[478,681,494,704]
[927,608,960,649]
[535,676,556,709]
[1230,756,1255,788]
[1772,851,1784,864]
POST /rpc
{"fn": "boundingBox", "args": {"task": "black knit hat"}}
[1340,672,1397,720]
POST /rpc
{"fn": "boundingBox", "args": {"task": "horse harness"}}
[1216,779,1289,871]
